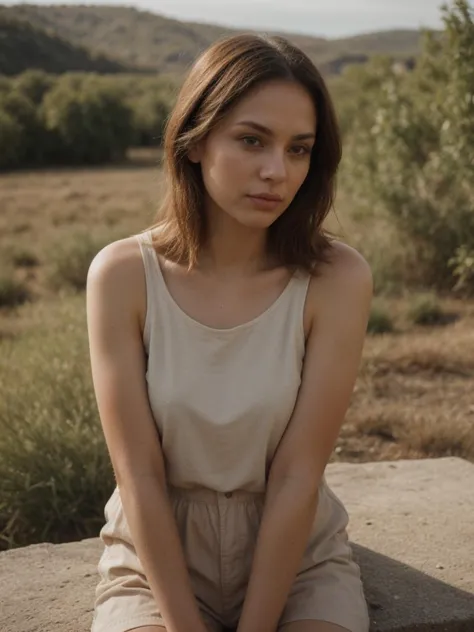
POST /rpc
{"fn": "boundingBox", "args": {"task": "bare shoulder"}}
[324,239,372,283]
[87,234,146,330]
[88,233,143,278]
[306,240,373,326]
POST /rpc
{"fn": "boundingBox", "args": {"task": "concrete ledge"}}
[327,457,474,631]
[1,457,473,632]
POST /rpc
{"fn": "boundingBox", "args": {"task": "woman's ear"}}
[187,142,202,164]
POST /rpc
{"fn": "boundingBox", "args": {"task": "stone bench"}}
[1,457,473,631]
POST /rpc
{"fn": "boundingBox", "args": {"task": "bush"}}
[131,90,170,146]
[10,248,39,268]
[448,245,474,295]
[0,89,54,166]
[46,229,119,292]
[342,0,474,291]
[12,69,56,106]
[0,76,11,96]
[41,75,135,164]
[2,243,39,268]
[0,71,176,168]
[367,302,394,334]
[0,108,23,169]
[406,292,446,326]
[0,269,30,308]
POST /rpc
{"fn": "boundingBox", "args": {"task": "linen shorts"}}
[91,480,370,632]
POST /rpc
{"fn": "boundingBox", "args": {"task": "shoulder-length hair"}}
[144,32,342,275]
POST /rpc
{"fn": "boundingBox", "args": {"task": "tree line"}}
[0,1,472,293]
[0,71,175,168]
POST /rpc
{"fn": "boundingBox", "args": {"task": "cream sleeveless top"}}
[136,229,312,493]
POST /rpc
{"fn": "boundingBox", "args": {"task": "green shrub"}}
[41,75,134,164]
[0,76,11,95]
[448,245,474,295]
[0,89,55,166]
[130,90,170,146]
[45,229,119,292]
[0,71,178,168]
[406,292,445,326]
[0,107,23,169]
[12,70,55,106]
[0,270,30,308]
[342,0,474,291]
[367,303,394,334]
[2,242,39,268]
[10,248,39,268]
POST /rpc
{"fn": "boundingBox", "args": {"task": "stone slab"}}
[326,457,474,631]
[0,457,473,632]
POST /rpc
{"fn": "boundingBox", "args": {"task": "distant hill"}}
[0,4,428,76]
[0,14,135,75]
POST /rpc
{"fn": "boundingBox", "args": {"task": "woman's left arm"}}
[236,245,374,632]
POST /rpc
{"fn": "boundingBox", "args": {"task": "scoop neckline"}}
[145,231,299,335]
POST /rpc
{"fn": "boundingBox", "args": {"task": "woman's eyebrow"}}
[234,120,316,140]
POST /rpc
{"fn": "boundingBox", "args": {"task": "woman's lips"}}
[246,195,282,211]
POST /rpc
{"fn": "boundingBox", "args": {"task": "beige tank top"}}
[136,229,312,494]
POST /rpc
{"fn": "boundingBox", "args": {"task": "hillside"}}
[0,4,426,76]
[0,14,134,75]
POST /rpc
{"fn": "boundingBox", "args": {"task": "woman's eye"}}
[241,136,262,147]
[291,145,311,156]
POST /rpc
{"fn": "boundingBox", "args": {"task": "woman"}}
[87,33,373,632]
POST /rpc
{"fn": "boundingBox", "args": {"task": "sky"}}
[1,0,447,37]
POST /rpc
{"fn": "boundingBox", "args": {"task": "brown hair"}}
[144,32,342,275]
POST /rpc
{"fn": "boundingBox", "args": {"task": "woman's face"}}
[189,79,317,230]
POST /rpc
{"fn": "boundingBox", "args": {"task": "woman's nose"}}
[259,150,287,182]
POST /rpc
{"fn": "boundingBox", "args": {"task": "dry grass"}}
[0,148,163,305]
[1,147,473,468]
[336,312,474,463]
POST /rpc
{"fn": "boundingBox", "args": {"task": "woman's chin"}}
[230,208,281,230]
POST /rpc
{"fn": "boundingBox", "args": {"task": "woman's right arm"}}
[86,238,209,632]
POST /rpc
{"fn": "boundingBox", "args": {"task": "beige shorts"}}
[91,482,370,632]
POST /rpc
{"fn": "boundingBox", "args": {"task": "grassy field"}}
[1,148,473,548]
[0,152,474,461]
[1,148,473,466]
[0,148,162,302]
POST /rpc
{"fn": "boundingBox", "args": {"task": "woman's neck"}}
[198,209,276,278]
